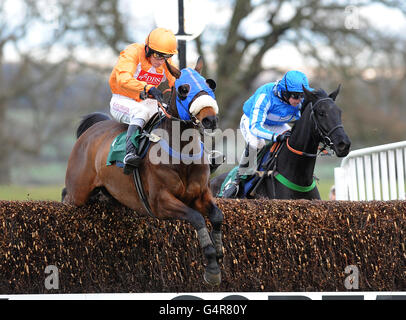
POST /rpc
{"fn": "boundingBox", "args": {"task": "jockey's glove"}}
[148,87,163,103]
[276,130,291,143]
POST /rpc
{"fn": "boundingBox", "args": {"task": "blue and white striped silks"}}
[242,70,311,142]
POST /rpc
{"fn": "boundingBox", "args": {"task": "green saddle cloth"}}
[106,114,162,166]
[217,166,250,197]
[106,131,141,166]
[217,142,274,197]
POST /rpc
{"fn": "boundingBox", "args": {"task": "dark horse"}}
[210,85,351,199]
[63,58,224,285]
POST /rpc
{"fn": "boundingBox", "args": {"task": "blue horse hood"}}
[175,68,215,100]
[174,68,217,121]
[277,70,311,93]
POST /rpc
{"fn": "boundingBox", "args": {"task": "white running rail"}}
[334,141,406,200]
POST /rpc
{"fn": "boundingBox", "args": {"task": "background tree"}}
[0,0,128,183]
[195,0,406,141]
[1,0,406,186]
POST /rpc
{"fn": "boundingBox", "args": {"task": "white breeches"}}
[110,94,159,127]
[240,114,291,149]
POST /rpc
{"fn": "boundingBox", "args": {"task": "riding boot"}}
[222,144,257,198]
[221,175,241,199]
[123,125,142,174]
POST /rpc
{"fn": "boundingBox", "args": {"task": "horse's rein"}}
[286,138,318,157]
[144,88,201,126]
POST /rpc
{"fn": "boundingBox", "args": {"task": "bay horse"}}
[210,85,351,199]
[63,58,224,285]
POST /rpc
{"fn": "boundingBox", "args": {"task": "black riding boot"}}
[222,175,241,199]
[123,125,142,173]
[222,144,257,198]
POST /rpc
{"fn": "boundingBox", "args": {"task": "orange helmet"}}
[145,28,178,55]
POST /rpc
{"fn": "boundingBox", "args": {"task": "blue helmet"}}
[275,70,311,102]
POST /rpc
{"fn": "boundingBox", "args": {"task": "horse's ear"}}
[302,85,316,101]
[195,56,204,74]
[177,84,190,100]
[206,79,216,91]
[329,84,341,101]
[165,60,181,79]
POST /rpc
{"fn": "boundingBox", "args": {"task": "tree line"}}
[0,0,405,184]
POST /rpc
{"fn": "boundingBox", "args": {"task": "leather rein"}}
[142,87,203,127]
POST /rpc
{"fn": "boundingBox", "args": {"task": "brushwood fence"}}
[0,199,405,293]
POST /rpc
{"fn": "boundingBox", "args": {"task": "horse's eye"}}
[318,110,326,117]
[177,84,190,100]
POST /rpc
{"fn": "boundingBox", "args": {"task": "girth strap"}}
[274,172,316,192]
[133,168,155,218]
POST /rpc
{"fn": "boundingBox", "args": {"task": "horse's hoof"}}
[203,269,221,286]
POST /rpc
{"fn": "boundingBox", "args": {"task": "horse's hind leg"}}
[63,169,96,206]
[61,187,67,202]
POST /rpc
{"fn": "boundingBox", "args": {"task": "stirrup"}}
[123,153,142,175]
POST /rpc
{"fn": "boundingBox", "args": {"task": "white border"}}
[1,292,404,300]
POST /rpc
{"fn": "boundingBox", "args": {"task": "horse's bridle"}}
[287,97,343,157]
[310,97,343,149]
[158,88,207,128]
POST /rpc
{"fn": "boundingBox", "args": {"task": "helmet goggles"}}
[150,49,173,60]
[281,90,304,101]
[281,75,304,101]
[288,92,304,100]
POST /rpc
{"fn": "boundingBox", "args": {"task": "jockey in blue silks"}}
[222,70,312,198]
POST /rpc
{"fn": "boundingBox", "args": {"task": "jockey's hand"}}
[276,131,291,143]
[148,87,163,103]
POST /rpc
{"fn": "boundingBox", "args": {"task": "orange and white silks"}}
[109,43,176,102]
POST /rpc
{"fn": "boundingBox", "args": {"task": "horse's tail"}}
[76,112,111,139]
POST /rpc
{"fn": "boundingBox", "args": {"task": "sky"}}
[3,0,406,72]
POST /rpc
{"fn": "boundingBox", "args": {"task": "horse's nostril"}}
[336,141,351,157]
[202,118,211,127]
[202,116,217,129]
[339,141,351,152]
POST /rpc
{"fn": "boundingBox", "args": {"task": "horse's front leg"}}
[208,203,224,262]
[155,191,221,286]
[194,192,224,262]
